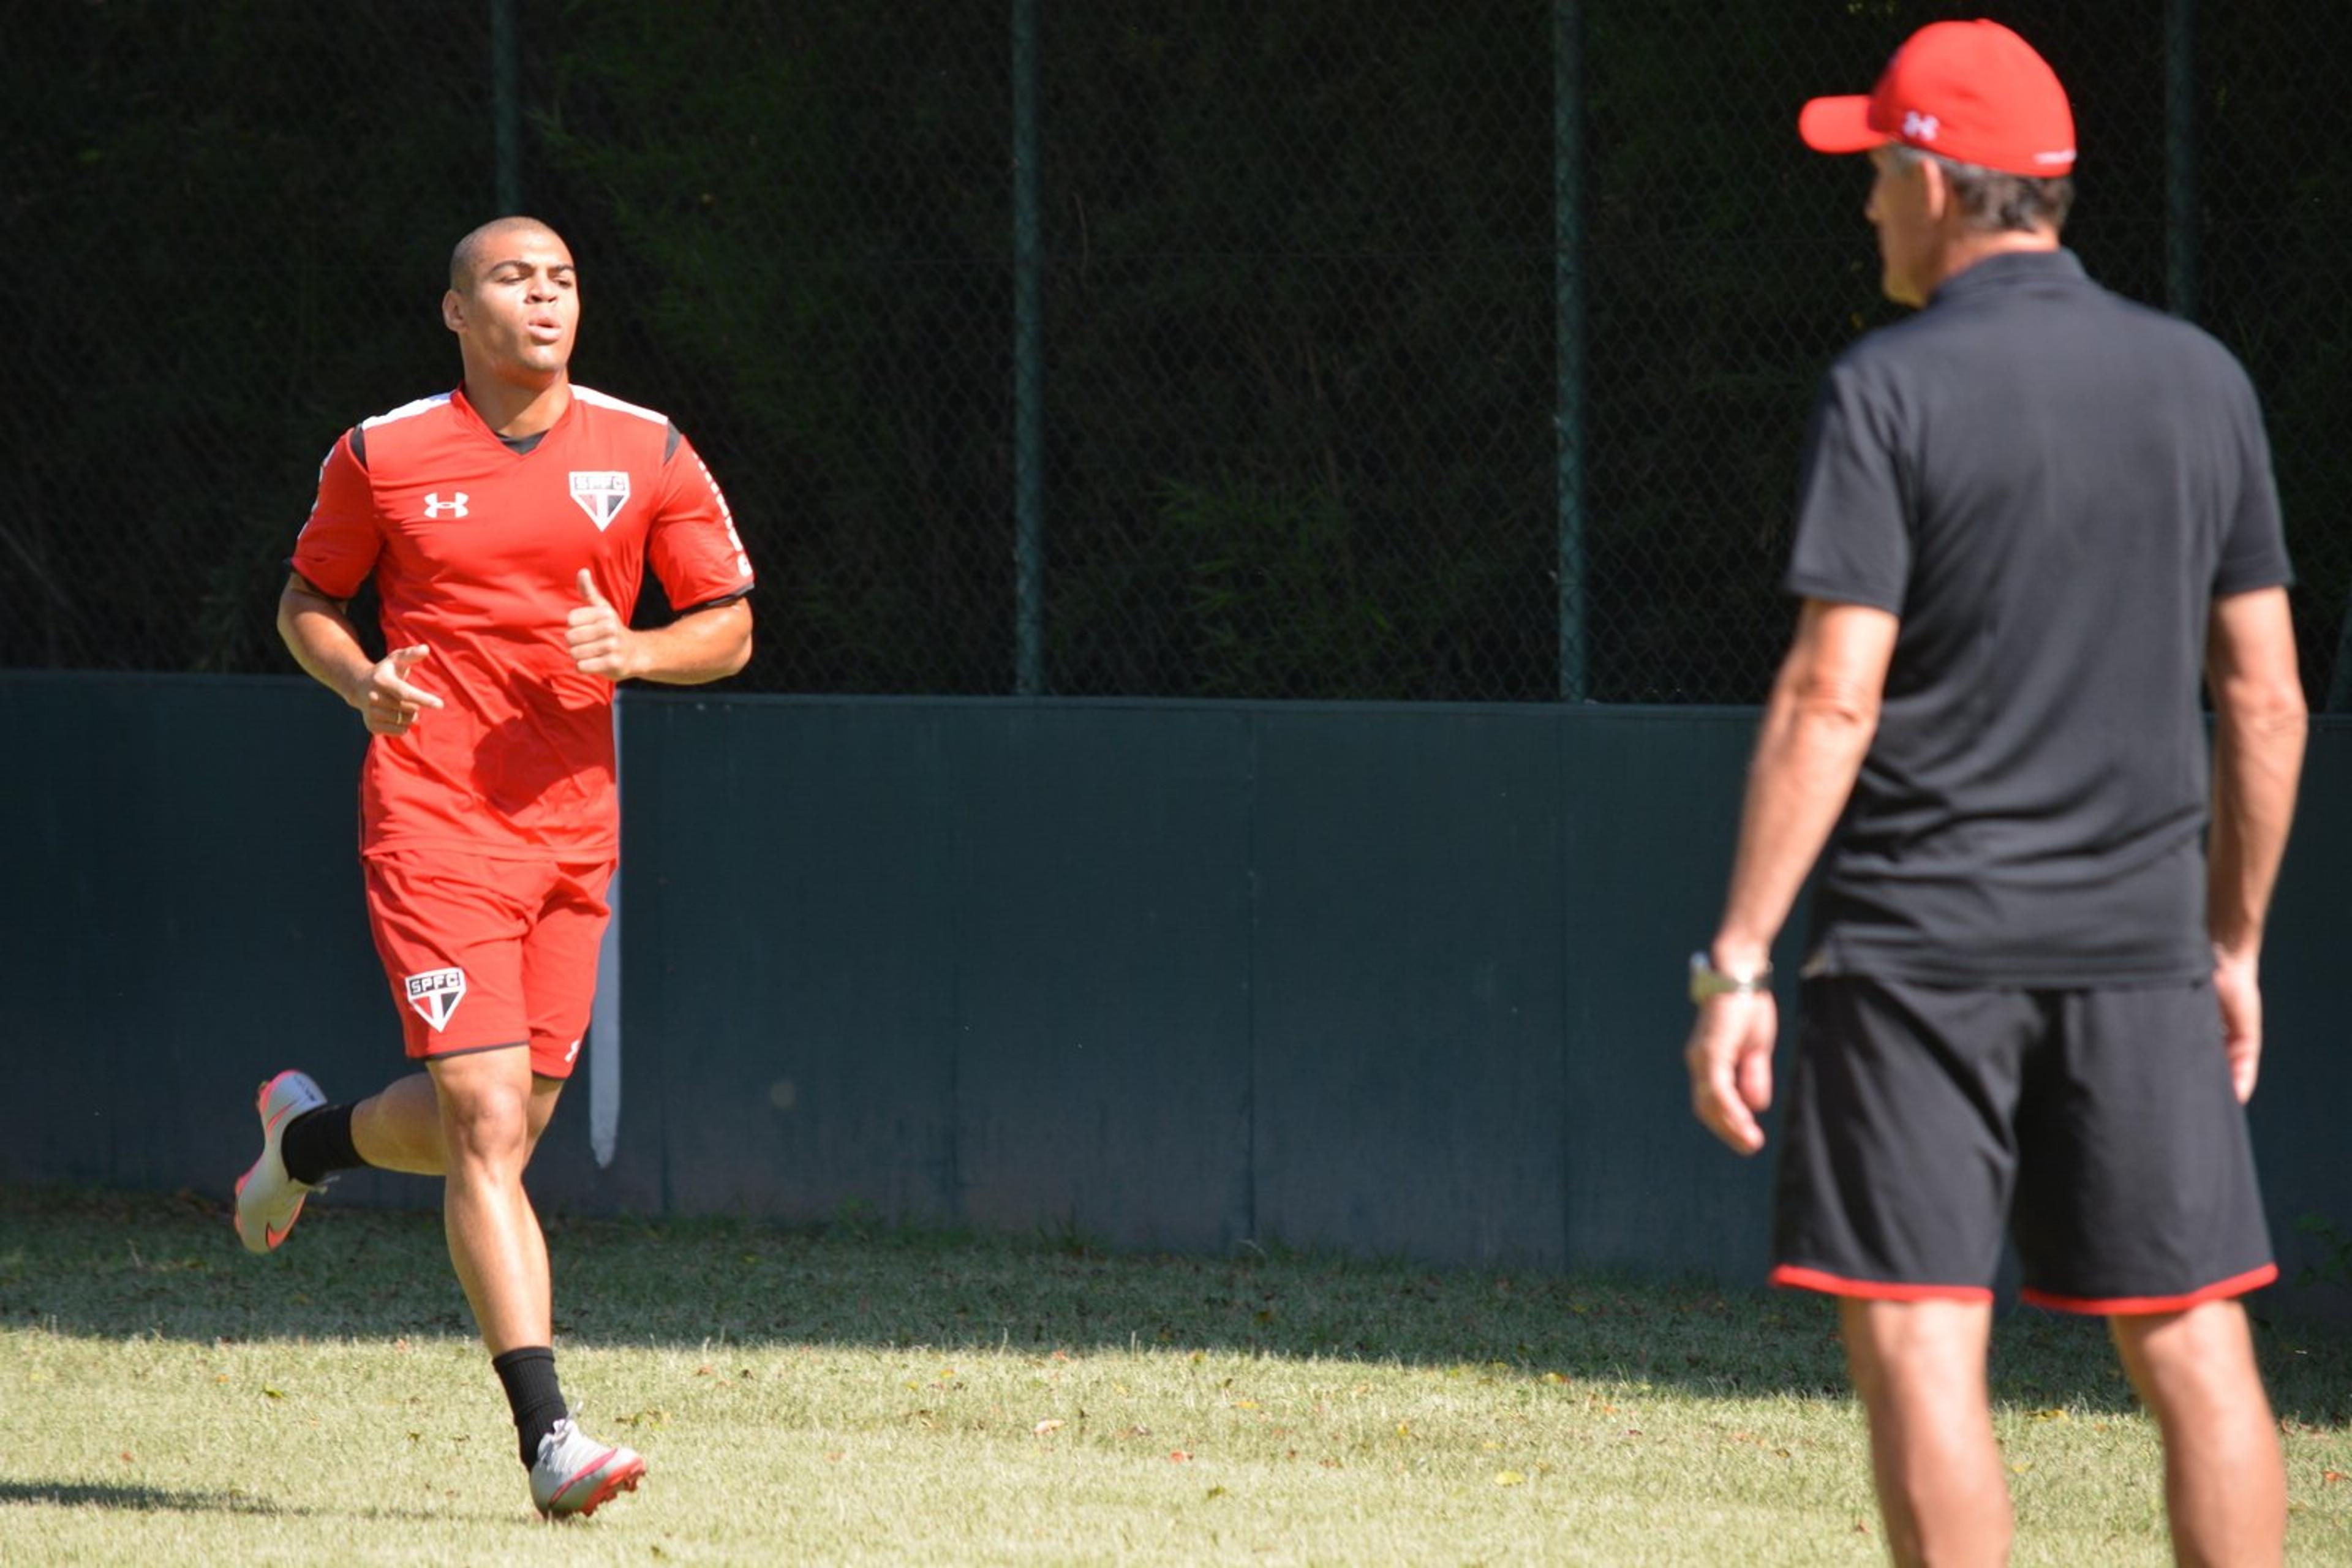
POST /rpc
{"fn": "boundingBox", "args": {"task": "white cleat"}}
[530,1417,647,1518]
[233,1070,328,1254]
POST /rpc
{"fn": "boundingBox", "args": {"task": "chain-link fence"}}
[7,1,2346,704]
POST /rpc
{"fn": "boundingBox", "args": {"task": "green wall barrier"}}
[4,673,2344,1309]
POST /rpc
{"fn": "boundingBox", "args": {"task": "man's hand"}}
[567,568,640,681]
[352,644,443,737]
[1685,990,1777,1155]
[2212,947,2263,1104]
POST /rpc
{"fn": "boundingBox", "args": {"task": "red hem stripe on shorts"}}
[1768,1264,1994,1303]
[2018,1263,2278,1316]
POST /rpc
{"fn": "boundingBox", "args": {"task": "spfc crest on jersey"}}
[569,470,631,532]
[404,967,467,1031]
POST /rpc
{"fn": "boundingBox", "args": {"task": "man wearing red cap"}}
[1684,20,2303,1566]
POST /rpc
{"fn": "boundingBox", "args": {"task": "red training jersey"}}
[292,383,754,861]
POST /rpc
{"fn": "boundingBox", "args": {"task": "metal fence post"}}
[1012,0,1046,696]
[2165,0,2196,322]
[1553,0,1588,703]
[492,0,521,213]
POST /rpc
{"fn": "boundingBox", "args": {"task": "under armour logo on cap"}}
[1901,111,1940,142]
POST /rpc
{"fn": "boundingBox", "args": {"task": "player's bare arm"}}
[2204,584,2307,1104]
[564,568,752,685]
[1686,597,1896,1154]
[277,573,444,736]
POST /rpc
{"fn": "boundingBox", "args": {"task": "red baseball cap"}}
[1799,19,2076,178]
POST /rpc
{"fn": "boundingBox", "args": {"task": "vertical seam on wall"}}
[1555,709,1573,1272]
[943,709,964,1229]
[1243,709,1261,1251]
[650,704,673,1219]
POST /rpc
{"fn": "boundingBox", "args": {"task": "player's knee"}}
[2111,1302,2260,1407]
[1842,1300,1991,1409]
[441,1086,533,1165]
[2112,1298,2239,1352]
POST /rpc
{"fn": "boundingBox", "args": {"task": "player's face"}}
[445,228,580,385]
[1864,147,1934,307]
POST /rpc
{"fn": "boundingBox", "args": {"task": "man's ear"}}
[442,289,466,334]
[1915,156,1951,224]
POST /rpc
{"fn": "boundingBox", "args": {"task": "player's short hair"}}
[448,217,567,292]
[1887,143,2073,235]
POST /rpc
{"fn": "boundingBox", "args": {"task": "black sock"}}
[491,1346,570,1468]
[279,1105,364,1186]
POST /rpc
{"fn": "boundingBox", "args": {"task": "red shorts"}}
[362,850,614,1080]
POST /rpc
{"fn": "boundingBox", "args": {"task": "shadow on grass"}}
[0,1477,458,1524]
[7,1186,2351,1427]
[0,1479,288,1514]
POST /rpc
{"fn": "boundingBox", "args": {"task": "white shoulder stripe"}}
[572,385,669,426]
[360,393,454,429]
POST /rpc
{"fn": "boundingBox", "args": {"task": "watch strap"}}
[1689,951,1773,1004]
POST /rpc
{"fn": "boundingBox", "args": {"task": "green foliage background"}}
[6,1,2346,701]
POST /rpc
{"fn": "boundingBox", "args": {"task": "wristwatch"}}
[1689,951,1773,1005]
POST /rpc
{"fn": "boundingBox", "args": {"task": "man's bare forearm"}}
[2208,692,2305,960]
[631,600,753,685]
[1711,601,1896,974]
[277,579,374,709]
[2205,587,2307,962]
[1715,679,1877,972]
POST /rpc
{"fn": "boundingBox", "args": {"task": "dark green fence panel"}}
[7,673,2349,1307]
[622,699,962,1223]
[2242,733,2352,1291]
[943,706,1257,1253]
[0,674,372,1194]
[1556,710,1781,1281]
[1250,708,1569,1265]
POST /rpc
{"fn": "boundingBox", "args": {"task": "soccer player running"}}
[233,216,755,1518]
[1683,22,2304,1567]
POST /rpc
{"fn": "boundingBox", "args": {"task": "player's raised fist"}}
[567,569,637,681]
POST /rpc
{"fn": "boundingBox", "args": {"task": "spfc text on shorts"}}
[404,967,467,1031]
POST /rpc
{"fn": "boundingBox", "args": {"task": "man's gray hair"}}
[1886,143,2074,236]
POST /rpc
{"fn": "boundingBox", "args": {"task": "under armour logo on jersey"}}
[404,967,467,1031]
[422,492,470,518]
[570,471,631,532]
[1902,111,1940,143]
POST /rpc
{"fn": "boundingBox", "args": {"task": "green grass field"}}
[4,1188,2351,1565]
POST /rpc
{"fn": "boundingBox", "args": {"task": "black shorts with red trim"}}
[1771,974,2275,1315]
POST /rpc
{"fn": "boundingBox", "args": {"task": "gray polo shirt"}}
[1785,248,2291,986]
